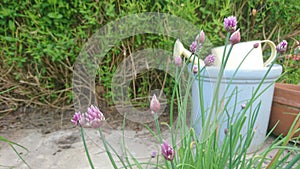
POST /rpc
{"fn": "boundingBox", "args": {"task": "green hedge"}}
[0,0,299,111]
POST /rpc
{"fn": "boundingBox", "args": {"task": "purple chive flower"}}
[253,43,259,48]
[276,40,288,54]
[193,65,198,74]
[71,112,85,127]
[196,30,205,44]
[151,151,157,158]
[161,140,175,161]
[224,16,237,32]
[204,54,216,66]
[150,94,160,113]
[174,56,182,66]
[230,29,240,45]
[86,105,105,128]
[190,41,197,53]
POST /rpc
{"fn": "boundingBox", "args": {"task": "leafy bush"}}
[0,0,299,112]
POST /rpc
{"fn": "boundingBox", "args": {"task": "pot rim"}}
[275,83,300,92]
[192,64,282,80]
[273,83,300,108]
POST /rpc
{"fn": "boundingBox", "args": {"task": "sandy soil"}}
[0,108,299,169]
[0,108,171,169]
[0,127,162,169]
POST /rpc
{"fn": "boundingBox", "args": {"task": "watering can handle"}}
[261,40,277,67]
[173,39,205,66]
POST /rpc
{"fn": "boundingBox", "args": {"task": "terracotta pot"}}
[268,83,300,138]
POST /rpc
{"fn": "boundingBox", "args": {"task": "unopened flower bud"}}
[190,41,197,53]
[161,140,175,161]
[174,56,182,66]
[224,128,229,135]
[151,151,157,158]
[251,9,257,17]
[196,30,205,44]
[253,43,259,48]
[193,65,198,74]
[150,94,160,113]
[230,29,240,45]
[241,103,246,109]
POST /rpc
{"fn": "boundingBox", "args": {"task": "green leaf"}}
[8,20,15,31]
[2,36,16,42]
[0,8,12,17]
[47,12,63,19]
[0,135,28,151]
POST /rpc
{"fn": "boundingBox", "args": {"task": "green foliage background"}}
[0,0,299,112]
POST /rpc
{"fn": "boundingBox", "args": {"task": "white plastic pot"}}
[191,64,282,153]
